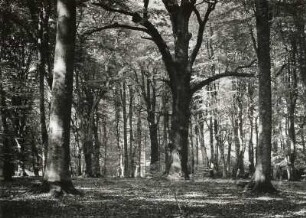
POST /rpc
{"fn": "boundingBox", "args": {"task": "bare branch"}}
[191,72,255,94]
[191,59,256,94]
[141,36,154,41]
[92,2,134,16]
[80,23,148,37]
[91,1,175,80]
[248,25,258,56]
[275,63,287,77]
[233,59,257,72]
[190,1,217,65]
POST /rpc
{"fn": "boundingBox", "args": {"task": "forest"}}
[1,0,306,217]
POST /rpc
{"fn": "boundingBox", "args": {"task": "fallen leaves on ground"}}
[1,177,306,217]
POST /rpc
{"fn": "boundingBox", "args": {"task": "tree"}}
[252,0,276,193]
[43,0,79,196]
[87,0,254,179]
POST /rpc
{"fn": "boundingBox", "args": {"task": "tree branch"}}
[80,23,148,37]
[191,59,256,94]
[191,72,255,94]
[91,1,176,82]
[92,2,134,16]
[190,1,217,65]
[233,59,257,72]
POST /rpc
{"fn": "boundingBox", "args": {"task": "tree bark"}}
[93,113,101,177]
[286,45,298,180]
[128,86,134,177]
[121,82,129,177]
[114,86,123,177]
[166,76,192,179]
[162,92,170,173]
[38,3,49,173]
[43,0,78,196]
[0,87,14,181]
[227,135,232,177]
[248,82,255,175]
[138,71,159,173]
[102,117,107,177]
[253,0,276,193]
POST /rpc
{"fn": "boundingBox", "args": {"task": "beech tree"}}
[252,0,276,193]
[43,0,79,195]
[85,0,254,179]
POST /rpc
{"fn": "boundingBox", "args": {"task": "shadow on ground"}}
[1,177,306,217]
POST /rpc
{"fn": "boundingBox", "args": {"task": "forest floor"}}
[1,177,306,218]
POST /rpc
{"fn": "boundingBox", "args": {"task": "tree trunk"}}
[136,108,144,177]
[93,114,101,177]
[253,0,276,193]
[294,1,306,90]
[301,123,305,154]
[190,122,195,175]
[0,87,14,181]
[227,135,232,177]
[209,117,215,170]
[162,92,170,172]
[166,77,192,179]
[248,82,255,175]
[38,1,49,174]
[140,73,159,173]
[198,118,208,167]
[232,117,240,178]
[31,133,40,176]
[114,86,123,177]
[43,0,78,196]
[121,82,129,177]
[83,109,94,177]
[102,118,107,177]
[286,40,298,181]
[128,86,134,178]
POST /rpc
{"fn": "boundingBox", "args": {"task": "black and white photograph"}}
[1,0,306,217]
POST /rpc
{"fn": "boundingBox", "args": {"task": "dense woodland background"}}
[0,0,306,197]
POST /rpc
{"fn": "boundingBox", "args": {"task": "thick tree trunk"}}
[0,117,2,180]
[38,2,49,174]
[294,1,306,89]
[0,84,14,181]
[166,78,192,179]
[43,0,78,196]
[253,0,276,193]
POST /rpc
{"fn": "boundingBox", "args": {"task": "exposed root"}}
[31,180,83,198]
[247,180,279,195]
